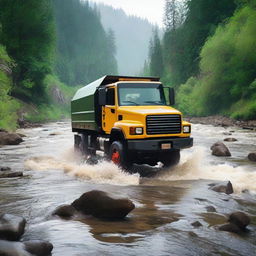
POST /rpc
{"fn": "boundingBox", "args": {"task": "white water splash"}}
[24,153,140,186]
[159,146,256,193]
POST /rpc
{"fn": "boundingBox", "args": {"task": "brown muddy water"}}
[0,121,256,256]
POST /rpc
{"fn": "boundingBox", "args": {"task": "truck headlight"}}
[183,125,191,133]
[130,127,143,135]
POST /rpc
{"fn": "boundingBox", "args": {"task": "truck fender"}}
[110,128,126,144]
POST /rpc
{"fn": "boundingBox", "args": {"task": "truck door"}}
[102,87,117,133]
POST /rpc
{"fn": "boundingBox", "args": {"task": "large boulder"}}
[219,211,251,233]
[210,181,233,195]
[0,214,26,241]
[24,240,53,256]
[71,190,135,219]
[0,132,23,146]
[228,211,250,229]
[211,142,231,156]
[248,152,256,162]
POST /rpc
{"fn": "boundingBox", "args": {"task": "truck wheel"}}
[109,141,131,170]
[161,150,180,168]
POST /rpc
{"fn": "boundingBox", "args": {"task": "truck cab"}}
[71,75,193,169]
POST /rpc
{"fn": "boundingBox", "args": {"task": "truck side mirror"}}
[98,88,106,106]
[169,88,175,105]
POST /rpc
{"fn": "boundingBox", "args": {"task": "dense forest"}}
[1,0,256,131]
[147,0,256,119]
[0,0,117,130]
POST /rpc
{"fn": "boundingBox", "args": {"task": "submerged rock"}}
[219,211,251,234]
[0,132,23,145]
[206,206,216,212]
[0,171,23,179]
[224,138,237,142]
[191,221,202,228]
[71,190,135,219]
[0,240,30,256]
[218,223,241,233]
[211,141,231,157]
[24,240,53,256]
[53,204,77,218]
[0,166,11,171]
[248,152,256,162]
[210,181,233,195]
[0,214,26,241]
[0,239,53,256]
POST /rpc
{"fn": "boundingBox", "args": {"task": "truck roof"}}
[72,75,160,101]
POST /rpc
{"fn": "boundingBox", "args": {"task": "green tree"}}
[163,0,236,86]
[53,0,117,85]
[0,0,55,102]
[149,29,164,77]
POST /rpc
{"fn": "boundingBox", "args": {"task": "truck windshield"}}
[118,83,166,106]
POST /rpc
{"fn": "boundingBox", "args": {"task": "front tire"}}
[161,150,180,168]
[109,141,131,170]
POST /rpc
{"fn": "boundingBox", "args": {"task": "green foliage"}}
[0,0,55,102]
[53,0,117,85]
[162,0,236,86]
[0,45,19,130]
[176,4,256,119]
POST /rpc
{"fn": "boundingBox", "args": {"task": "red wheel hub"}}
[111,151,120,164]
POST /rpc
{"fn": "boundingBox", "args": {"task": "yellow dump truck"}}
[71,75,193,169]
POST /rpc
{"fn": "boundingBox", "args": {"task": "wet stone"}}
[0,132,23,145]
[71,190,135,219]
[0,240,30,256]
[0,214,26,241]
[248,152,256,162]
[53,204,77,218]
[191,221,202,228]
[24,240,53,256]
[218,223,242,233]
[0,171,23,179]
[211,141,231,157]
[228,211,250,229]
[0,166,11,171]
[206,206,216,212]
[224,138,237,142]
[210,181,233,195]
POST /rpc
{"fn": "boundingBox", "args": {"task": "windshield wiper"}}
[122,100,139,105]
[143,101,165,105]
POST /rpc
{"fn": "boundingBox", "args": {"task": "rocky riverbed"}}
[0,121,256,256]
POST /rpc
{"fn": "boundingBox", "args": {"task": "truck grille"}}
[146,115,182,135]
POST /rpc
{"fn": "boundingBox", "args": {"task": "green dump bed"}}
[71,77,105,131]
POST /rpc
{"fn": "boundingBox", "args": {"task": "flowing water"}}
[0,121,256,256]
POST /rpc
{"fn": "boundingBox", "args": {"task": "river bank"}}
[186,115,256,129]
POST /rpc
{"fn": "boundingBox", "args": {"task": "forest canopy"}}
[147,0,256,119]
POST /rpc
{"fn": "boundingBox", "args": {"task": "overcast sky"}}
[89,0,165,27]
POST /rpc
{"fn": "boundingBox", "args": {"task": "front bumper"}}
[127,137,193,151]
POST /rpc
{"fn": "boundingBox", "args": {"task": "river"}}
[0,121,255,256]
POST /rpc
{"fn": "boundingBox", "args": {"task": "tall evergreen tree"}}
[0,0,55,101]
[53,0,117,85]
[149,29,164,77]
